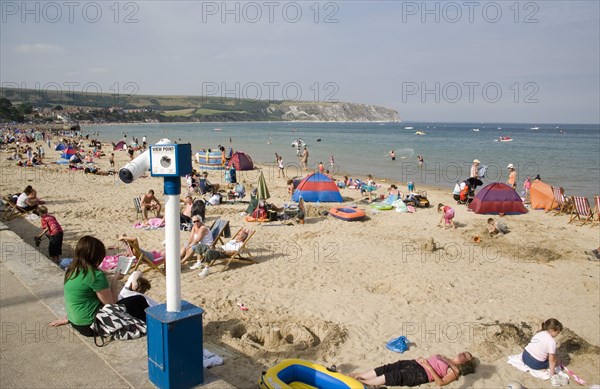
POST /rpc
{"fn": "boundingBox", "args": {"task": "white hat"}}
[473,159,480,164]
[507,164,514,169]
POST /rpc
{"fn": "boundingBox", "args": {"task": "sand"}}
[1,139,599,388]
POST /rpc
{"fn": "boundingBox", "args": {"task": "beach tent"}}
[54,143,67,151]
[530,180,555,210]
[113,141,127,151]
[227,151,254,171]
[468,182,528,215]
[60,147,76,159]
[292,172,343,203]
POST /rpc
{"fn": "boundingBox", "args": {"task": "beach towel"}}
[133,217,165,230]
[507,354,554,380]
[393,199,408,213]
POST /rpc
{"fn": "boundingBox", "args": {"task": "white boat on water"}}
[530,127,540,130]
[213,128,223,131]
[472,128,480,132]
[405,126,414,130]
[415,131,426,135]
[291,138,306,148]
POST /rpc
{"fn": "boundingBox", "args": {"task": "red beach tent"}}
[468,182,528,214]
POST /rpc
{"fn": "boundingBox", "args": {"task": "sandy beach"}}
[1,140,599,388]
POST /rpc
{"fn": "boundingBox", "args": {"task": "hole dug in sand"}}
[473,322,599,363]
[207,317,347,360]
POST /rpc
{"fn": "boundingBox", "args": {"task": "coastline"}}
[1,130,599,388]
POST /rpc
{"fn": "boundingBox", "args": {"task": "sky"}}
[1,0,599,123]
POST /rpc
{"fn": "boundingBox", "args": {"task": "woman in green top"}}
[49,236,150,336]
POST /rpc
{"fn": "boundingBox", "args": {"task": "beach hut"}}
[54,143,67,151]
[228,151,254,171]
[60,147,76,159]
[113,140,127,151]
[530,180,555,210]
[292,172,343,203]
[468,182,528,215]
[196,149,226,171]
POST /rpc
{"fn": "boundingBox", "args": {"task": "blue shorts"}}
[523,349,549,370]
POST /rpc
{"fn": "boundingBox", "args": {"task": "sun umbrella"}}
[256,170,270,200]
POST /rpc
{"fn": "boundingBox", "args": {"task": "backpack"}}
[191,199,206,220]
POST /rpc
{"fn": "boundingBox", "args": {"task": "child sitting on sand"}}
[522,318,562,377]
[487,218,509,236]
[437,203,456,229]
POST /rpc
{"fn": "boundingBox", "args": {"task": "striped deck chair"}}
[591,195,600,228]
[207,228,256,271]
[568,196,593,226]
[548,186,569,215]
[125,239,165,276]
[133,197,142,219]
[2,194,35,221]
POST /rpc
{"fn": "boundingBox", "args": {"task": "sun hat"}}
[473,159,480,164]
[507,164,514,169]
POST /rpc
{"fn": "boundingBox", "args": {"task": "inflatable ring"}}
[259,359,365,389]
[370,203,394,210]
[329,207,366,221]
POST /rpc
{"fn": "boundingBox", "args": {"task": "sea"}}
[88,122,600,201]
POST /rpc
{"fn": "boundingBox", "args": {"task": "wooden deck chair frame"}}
[209,228,256,271]
[134,197,143,219]
[592,195,600,228]
[125,240,165,276]
[548,186,569,215]
[2,195,34,221]
[568,196,593,226]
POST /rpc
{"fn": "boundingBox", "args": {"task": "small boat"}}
[213,128,222,131]
[291,138,306,148]
[472,128,480,132]
[259,359,365,389]
[316,138,322,142]
[329,207,366,221]
[495,136,513,142]
[404,126,414,130]
[291,128,298,132]
[415,131,426,135]
[530,127,540,130]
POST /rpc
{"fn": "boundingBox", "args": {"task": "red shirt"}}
[41,214,63,236]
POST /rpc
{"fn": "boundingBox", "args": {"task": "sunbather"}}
[349,351,475,387]
[118,271,158,307]
[141,189,162,220]
[16,185,38,211]
[180,215,213,264]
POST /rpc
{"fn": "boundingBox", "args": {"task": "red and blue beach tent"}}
[292,172,343,203]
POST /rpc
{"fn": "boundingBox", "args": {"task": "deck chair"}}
[208,217,230,245]
[134,197,142,219]
[592,195,600,228]
[568,196,593,225]
[548,186,569,215]
[2,194,35,221]
[208,228,256,271]
[125,239,165,276]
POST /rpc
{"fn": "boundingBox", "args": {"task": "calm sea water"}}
[88,122,600,200]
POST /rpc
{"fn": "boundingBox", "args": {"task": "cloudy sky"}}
[1,1,599,123]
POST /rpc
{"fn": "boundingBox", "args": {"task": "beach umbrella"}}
[256,170,270,200]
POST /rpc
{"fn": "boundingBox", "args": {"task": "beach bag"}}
[92,304,146,347]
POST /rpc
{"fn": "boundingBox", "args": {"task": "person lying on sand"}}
[349,351,475,387]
